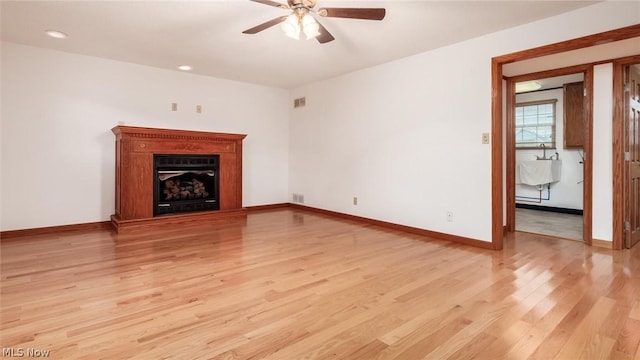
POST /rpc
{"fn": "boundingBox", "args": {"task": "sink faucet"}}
[538,143,546,160]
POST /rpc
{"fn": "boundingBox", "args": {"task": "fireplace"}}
[111,126,246,233]
[154,154,220,216]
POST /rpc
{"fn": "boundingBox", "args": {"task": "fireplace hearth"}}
[154,155,220,216]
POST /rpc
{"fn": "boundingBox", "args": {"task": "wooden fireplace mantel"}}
[110,126,247,233]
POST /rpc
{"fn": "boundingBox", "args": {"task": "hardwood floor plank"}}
[1,209,639,359]
[336,339,389,360]
[502,284,591,359]
[631,300,640,320]
[472,320,532,360]
[612,317,640,359]
[554,296,616,359]
[446,331,498,360]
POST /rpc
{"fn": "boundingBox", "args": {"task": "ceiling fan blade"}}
[315,21,335,44]
[317,8,386,20]
[242,16,287,34]
[248,0,289,9]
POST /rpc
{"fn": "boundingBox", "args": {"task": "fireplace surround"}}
[110,126,246,233]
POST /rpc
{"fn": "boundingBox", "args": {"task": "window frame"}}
[514,99,558,150]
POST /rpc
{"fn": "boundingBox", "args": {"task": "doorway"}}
[506,69,591,243]
[489,25,640,250]
[508,72,587,242]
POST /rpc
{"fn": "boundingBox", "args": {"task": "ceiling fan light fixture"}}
[280,11,319,40]
[301,14,320,39]
[244,0,386,44]
[281,14,301,40]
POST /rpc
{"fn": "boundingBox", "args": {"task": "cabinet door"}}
[564,81,585,148]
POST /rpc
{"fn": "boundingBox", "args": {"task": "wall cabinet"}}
[563,81,585,148]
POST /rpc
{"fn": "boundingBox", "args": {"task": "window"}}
[515,100,557,148]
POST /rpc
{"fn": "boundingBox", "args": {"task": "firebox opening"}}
[153,154,220,216]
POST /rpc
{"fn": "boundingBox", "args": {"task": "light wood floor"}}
[516,208,584,241]
[2,208,639,359]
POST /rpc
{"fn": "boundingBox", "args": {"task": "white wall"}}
[290,47,494,241]
[289,1,639,242]
[515,88,584,210]
[0,42,290,231]
[593,63,614,242]
[0,41,3,232]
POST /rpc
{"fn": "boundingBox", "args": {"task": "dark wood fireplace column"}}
[110,126,247,233]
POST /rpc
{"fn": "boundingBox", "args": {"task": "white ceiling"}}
[1,1,598,89]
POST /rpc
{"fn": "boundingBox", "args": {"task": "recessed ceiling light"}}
[45,30,68,39]
[177,65,193,71]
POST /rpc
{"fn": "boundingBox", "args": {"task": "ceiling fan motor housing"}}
[288,0,316,9]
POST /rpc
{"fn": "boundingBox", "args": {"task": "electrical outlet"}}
[353,197,358,206]
[171,103,178,111]
[482,133,490,144]
[196,105,202,114]
[446,211,453,222]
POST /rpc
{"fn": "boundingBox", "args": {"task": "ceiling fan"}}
[242,0,386,44]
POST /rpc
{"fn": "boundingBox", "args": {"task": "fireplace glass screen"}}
[154,155,220,216]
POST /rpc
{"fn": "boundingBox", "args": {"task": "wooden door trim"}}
[505,77,516,234]
[493,25,640,65]
[584,67,594,246]
[491,58,504,250]
[613,55,640,250]
[492,25,640,250]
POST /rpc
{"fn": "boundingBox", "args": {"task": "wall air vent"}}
[294,97,306,108]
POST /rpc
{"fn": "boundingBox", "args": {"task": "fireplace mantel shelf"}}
[110,126,247,233]
[112,126,246,142]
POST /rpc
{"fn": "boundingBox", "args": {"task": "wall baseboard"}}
[1,204,601,251]
[515,203,583,215]
[1,221,112,241]
[0,203,495,251]
[592,238,612,249]
[0,204,288,240]
[245,203,290,212]
[288,203,495,250]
